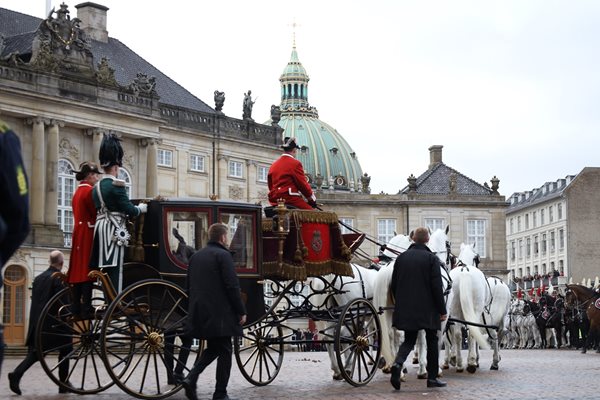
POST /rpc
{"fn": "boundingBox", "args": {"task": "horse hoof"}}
[417,373,427,379]
[382,367,391,374]
[490,365,498,371]
[412,357,418,364]
[466,365,477,374]
[456,368,464,373]
[442,364,449,370]
[402,367,408,374]
[333,373,343,380]
[378,357,387,369]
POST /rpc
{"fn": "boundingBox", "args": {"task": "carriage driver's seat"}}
[263,204,298,218]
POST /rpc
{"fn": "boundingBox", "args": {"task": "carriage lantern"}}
[272,199,290,234]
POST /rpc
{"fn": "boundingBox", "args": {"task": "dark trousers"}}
[12,346,69,382]
[394,329,439,380]
[164,333,192,377]
[71,281,93,315]
[187,337,232,399]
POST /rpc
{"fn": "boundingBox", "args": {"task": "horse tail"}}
[373,265,395,369]
[459,271,490,350]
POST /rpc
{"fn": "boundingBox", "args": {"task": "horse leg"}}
[490,329,500,370]
[453,326,464,372]
[416,330,427,379]
[466,330,478,373]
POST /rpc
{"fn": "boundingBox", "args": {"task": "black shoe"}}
[181,379,198,400]
[168,371,185,385]
[427,378,447,388]
[58,380,74,394]
[213,395,232,400]
[8,372,22,395]
[390,363,401,390]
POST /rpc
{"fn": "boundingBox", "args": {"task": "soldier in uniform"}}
[0,119,30,376]
[268,137,317,210]
[89,133,147,292]
[67,162,100,317]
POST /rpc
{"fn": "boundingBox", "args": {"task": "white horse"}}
[483,276,511,370]
[311,263,379,380]
[444,243,490,373]
[372,234,412,374]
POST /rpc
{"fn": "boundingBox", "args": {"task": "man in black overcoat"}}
[8,250,71,395]
[390,227,448,390]
[182,223,247,400]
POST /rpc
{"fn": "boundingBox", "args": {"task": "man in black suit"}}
[8,250,71,395]
[390,227,448,390]
[182,223,246,400]
[0,119,30,375]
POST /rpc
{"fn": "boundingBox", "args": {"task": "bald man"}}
[8,251,71,395]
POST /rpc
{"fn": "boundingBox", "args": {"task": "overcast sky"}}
[5,0,600,197]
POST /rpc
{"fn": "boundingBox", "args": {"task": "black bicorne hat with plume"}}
[99,133,124,168]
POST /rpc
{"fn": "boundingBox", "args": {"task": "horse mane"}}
[567,284,599,299]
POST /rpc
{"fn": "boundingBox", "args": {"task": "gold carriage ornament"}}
[272,199,291,270]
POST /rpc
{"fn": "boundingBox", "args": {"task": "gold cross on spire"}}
[289,19,301,48]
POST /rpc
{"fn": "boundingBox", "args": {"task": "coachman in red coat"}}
[67,162,100,316]
[268,137,316,210]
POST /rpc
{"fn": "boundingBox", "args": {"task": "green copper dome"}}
[274,46,364,191]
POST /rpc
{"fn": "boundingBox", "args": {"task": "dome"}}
[272,46,364,191]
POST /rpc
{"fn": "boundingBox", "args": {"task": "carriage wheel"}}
[36,285,115,394]
[100,279,199,399]
[234,311,284,386]
[334,298,382,387]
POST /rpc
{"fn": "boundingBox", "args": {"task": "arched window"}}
[58,159,76,247]
[118,167,133,197]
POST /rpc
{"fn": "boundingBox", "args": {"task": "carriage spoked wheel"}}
[234,311,284,386]
[334,298,382,387]
[100,279,200,400]
[35,284,115,394]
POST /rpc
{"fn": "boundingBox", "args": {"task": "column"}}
[217,154,229,200]
[28,117,47,225]
[145,138,158,198]
[246,160,256,202]
[93,130,104,166]
[45,120,62,225]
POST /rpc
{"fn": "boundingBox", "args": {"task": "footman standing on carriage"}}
[182,223,247,400]
[89,133,147,292]
[268,137,317,210]
[68,162,100,318]
[390,227,448,390]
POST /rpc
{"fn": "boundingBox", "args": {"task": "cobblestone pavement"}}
[1,348,598,399]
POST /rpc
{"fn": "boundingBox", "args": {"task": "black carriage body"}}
[127,198,265,323]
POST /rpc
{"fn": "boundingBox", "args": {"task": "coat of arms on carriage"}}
[595,298,600,310]
[311,230,323,253]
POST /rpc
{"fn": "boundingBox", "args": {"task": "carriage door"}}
[2,265,27,345]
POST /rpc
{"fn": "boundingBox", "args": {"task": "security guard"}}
[0,119,30,376]
[267,137,316,210]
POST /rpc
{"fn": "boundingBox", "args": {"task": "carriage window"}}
[164,209,210,267]
[219,210,257,275]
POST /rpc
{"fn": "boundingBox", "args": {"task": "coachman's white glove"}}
[137,203,148,214]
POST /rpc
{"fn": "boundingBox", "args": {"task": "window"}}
[518,239,523,260]
[549,206,554,223]
[57,159,75,247]
[540,209,545,225]
[525,214,529,229]
[534,236,539,256]
[425,218,445,232]
[228,160,243,178]
[339,218,355,235]
[550,231,555,252]
[190,154,205,172]
[510,241,516,261]
[158,149,173,167]
[118,168,133,197]
[509,218,514,234]
[558,203,563,220]
[257,165,268,183]
[533,211,537,227]
[526,266,531,276]
[517,216,521,232]
[377,219,396,244]
[542,263,547,274]
[526,238,531,258]
[534,265,538,275]
[541,233,547,254]
[467,219,486,257]
[559,260,564,274]
[550,261,555,273]
[559,229,565,250]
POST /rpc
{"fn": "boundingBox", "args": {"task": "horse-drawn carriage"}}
[35,198,381,399]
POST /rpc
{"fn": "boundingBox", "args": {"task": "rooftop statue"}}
[214,90,225,113]
[243,90,255,120]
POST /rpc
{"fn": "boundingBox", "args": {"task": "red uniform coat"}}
[68,183,96,283]
[268,153,314,209]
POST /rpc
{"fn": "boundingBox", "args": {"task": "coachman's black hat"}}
[99,133,124,168]
[282,137,300,151]
[72,161,100,181]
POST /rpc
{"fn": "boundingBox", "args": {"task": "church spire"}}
[279,45,318,118]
